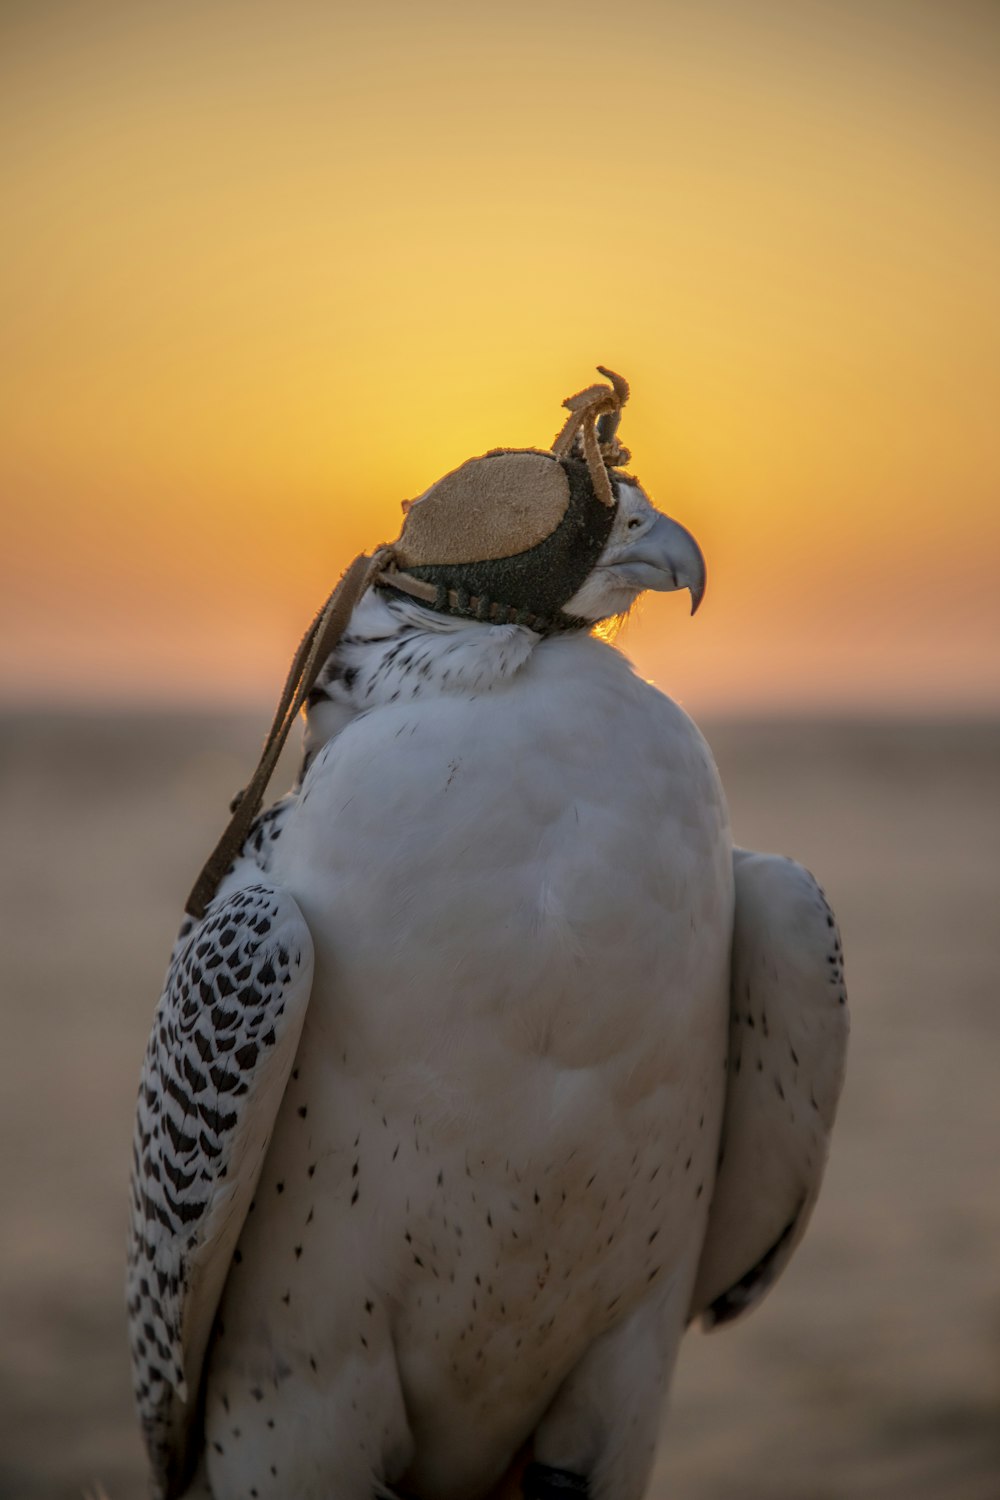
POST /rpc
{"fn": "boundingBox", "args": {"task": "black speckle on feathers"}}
[125,878,310,1492]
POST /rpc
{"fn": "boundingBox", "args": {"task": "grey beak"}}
[618,512,707,614]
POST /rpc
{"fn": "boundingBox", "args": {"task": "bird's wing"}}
[689,849,848,1329]
[126,862,314,1498]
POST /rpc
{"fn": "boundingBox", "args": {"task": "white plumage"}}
[127,479,848,1500]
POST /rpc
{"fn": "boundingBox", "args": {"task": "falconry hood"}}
[186,368,659,918]
[378,366,634,633]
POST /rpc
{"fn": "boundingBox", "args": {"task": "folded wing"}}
[126,864,314,1497]
[690,849,848,1329]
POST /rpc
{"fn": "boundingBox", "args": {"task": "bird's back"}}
[201,632,734,1499]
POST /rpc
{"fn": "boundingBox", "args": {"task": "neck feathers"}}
[299,590,540,775]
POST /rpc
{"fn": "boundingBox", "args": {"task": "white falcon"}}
[127,371,848,1500]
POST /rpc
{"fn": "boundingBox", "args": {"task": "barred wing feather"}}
[126,864,314,1498]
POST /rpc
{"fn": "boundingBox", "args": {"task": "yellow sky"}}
[2,0,998,715]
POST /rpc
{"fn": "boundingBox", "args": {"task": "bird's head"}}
[377,367,705,631]
[561,477,705,624]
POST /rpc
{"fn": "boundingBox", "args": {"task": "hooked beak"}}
[615,512,707,615]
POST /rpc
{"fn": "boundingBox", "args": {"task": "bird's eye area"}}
[626,517,643,530]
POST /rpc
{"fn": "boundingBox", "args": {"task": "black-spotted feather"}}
[126,871,313,1499]
[689,849,849,1327]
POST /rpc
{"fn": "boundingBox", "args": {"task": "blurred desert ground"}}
[1,707,998,1500]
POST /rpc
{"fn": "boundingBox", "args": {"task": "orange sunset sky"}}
[2,0,998,716]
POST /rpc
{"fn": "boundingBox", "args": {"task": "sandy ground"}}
[1,709,998,1499]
